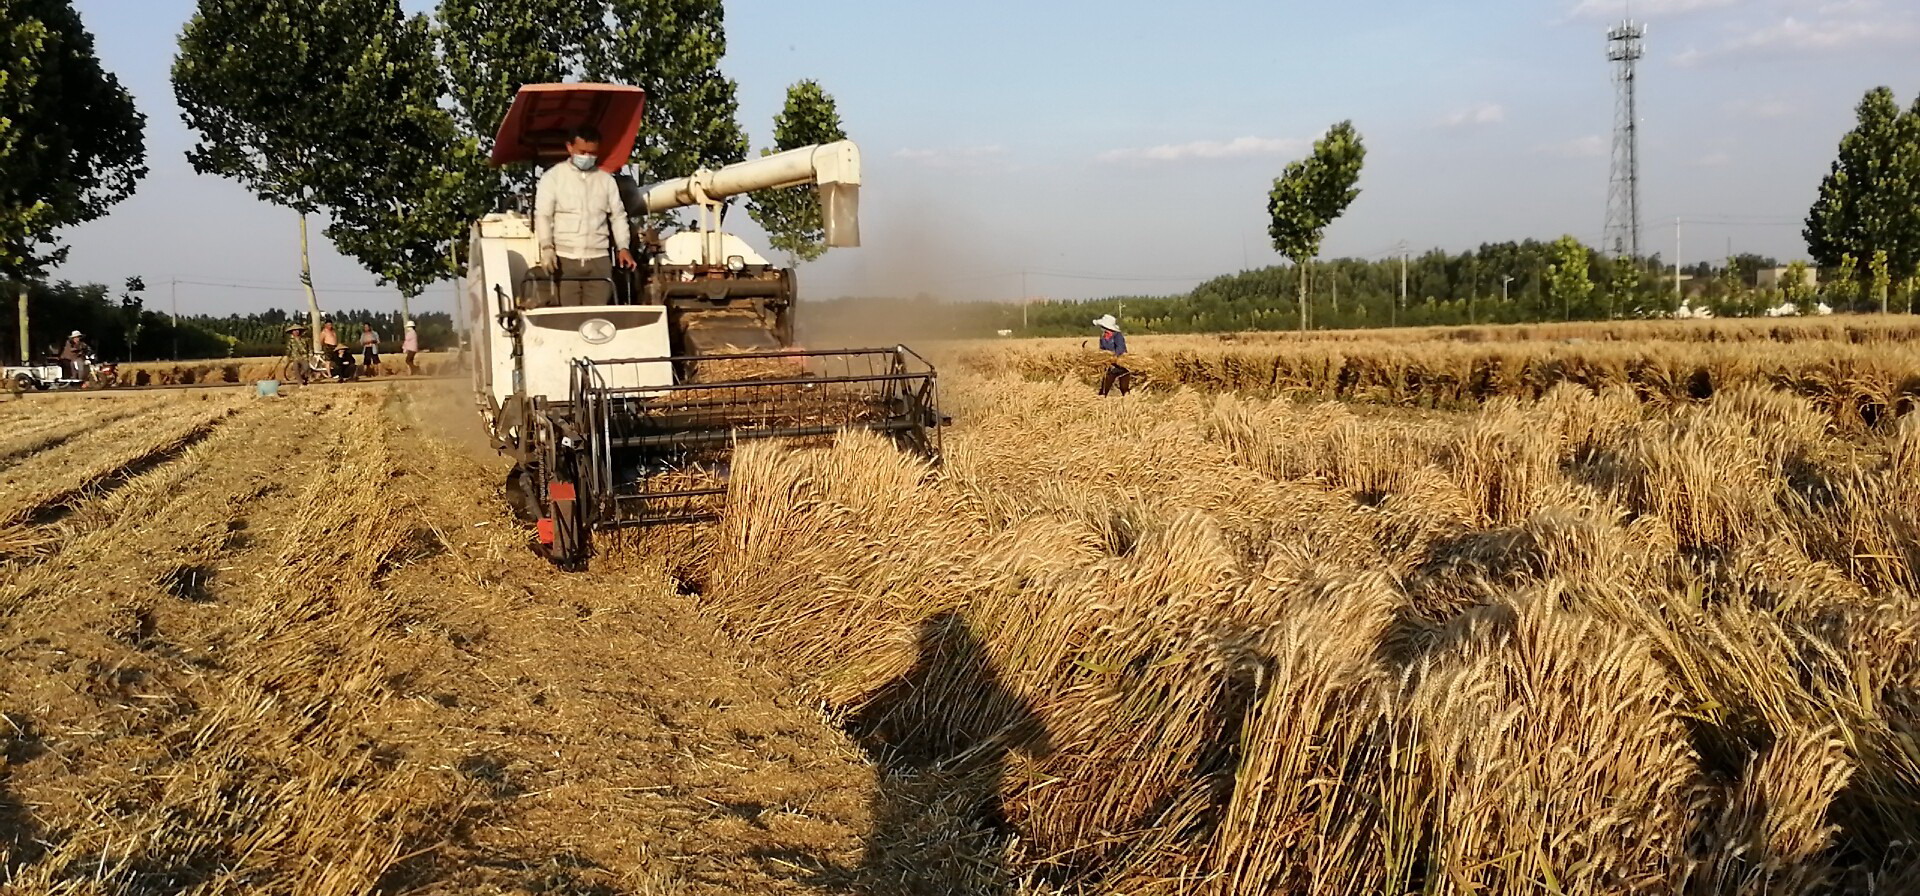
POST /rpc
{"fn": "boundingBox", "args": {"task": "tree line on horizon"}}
[3,0,850,354]
[0,278,457,363]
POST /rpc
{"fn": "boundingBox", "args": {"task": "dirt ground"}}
[0,382,916,895]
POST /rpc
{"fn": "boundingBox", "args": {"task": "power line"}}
[168,277,403,294]
[1023,270,1217,283]
[949,269,1219,285]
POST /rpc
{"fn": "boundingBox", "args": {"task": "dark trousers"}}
[532,256,614,307]
[1099,362,1133,396]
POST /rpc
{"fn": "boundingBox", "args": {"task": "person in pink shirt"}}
[402,321,420,375]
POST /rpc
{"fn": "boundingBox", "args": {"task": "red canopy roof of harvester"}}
[488,83,646,173]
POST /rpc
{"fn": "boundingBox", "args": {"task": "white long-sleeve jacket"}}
[534,162,631,260]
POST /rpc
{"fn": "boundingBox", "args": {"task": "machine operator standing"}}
[534,124,637,306]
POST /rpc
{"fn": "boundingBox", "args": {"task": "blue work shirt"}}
[1099,330,1127,356]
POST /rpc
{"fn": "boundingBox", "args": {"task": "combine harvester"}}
[465,84,943,568]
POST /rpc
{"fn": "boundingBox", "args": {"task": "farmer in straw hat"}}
[1092,313,1132,396]
[401,320,419,375]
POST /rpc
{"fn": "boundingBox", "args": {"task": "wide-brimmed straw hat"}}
[1092,314,1120,332]
[69,330,83,338]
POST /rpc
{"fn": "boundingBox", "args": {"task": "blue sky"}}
[51,0,1920,315]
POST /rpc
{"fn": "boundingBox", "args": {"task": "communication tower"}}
[1604,21,1645,260]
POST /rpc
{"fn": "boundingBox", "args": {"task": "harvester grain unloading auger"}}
[464,83,944,568]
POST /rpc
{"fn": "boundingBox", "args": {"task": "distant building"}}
[1756,265,1819,291]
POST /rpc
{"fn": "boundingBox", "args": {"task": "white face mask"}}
[571,153,598,171]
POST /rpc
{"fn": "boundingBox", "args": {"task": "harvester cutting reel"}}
[509,346,944,569]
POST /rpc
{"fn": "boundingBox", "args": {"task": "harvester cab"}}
[465,83,942,568]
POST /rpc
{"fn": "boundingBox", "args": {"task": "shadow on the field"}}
[1,712,47,874]
[758,611,1052,895]
[849,611,1052,895]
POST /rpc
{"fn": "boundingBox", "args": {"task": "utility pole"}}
[1673,217,1682,305]
[170,277,179,361]
[1501,275,1515,304]
[1398,241,1409,326]
[1020,271,1028,331]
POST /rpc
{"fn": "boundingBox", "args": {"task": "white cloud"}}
[1568,0,1739,18]
[1535,135,1608,159]
[1676,12,1919,64]
[1096,135,1306,164]
[1723,97,1794,118]
[1440,103,1507,128]
[892,145,1006,168]
[1816,0,1878,15]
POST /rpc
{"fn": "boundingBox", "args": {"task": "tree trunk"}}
[299,213,323,337]
[16,281,28,364]
[400,291,412,330]
[1297,260,1310,331]
[448,239,462,351]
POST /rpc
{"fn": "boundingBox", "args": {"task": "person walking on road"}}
[359,323,381,376]
[1093,314,1132,396]
[402,321,419,376]
[533,124,636,307]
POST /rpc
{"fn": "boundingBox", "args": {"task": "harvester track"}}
[8,412,237,529]
[0,384,881,894]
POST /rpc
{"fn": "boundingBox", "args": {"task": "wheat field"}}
[695,321,1920,894]
[2,320,1916,894]
[960,316,1920,432]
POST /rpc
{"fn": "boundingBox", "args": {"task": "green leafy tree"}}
[1825,253,1860,310]
[1806,88,1920,304]
[589,0,748,190]
[1781,260,1813,312]
[435,0,588,202]
[2,0,146,361]
[321,9,489,323]
[118,275,144,359]
[1604,255,1638,320]
[1267,121,1366,330]
[1544,235,1592,321]
[745,80,848,265]
[174,0,411,335]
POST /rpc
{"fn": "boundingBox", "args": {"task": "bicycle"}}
[281,329,328,385]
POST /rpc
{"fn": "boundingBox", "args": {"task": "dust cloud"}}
[795,197,1011,348]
